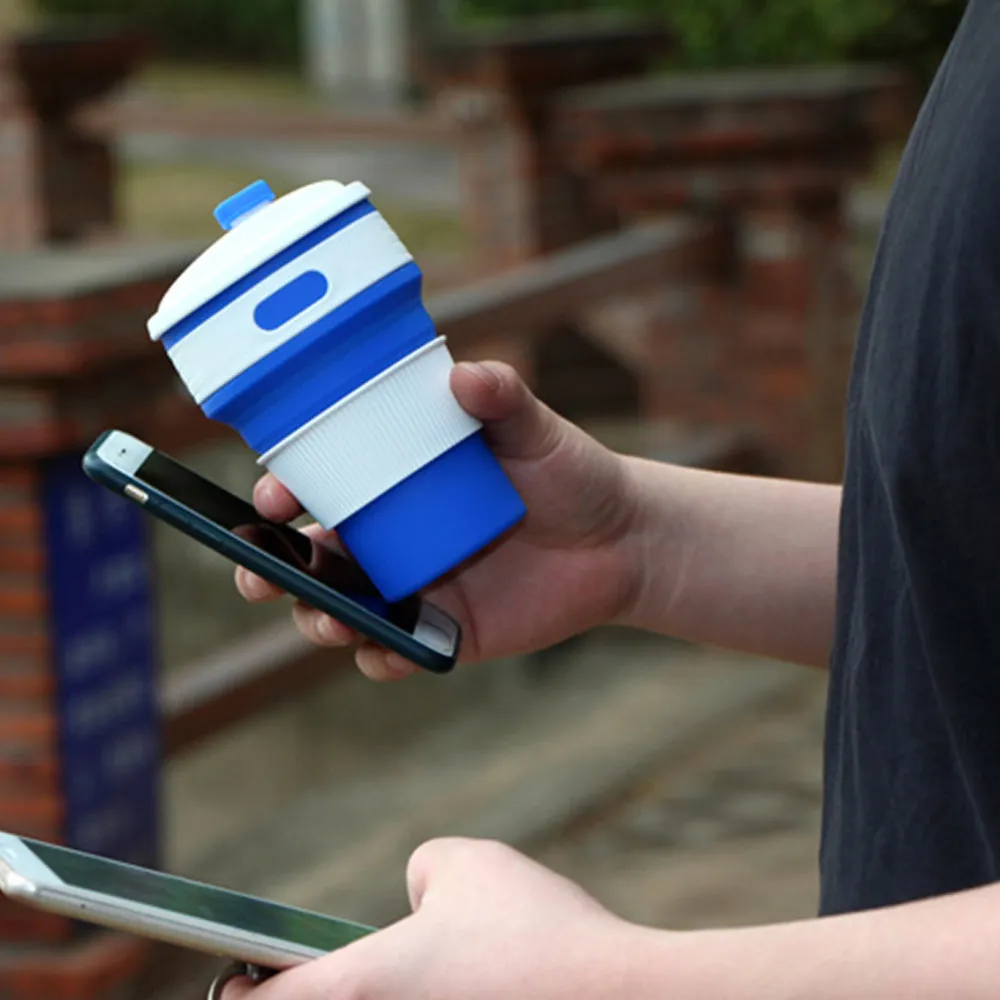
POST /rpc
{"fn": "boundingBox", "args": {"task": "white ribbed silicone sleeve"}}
[258,338,481,527]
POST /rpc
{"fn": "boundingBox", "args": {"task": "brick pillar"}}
[432,22,672,271]
[734,207,813,473]
[0,29,147,250]
[0,243,229,1000]
[638,199,856,480]
[804,198,858,483]
[0,462,69,946]
[0,111,42,250]
[449,91,540,271]
[40,122,117,243]
[733,201,856,480]
[448,90,619,272]
[643,286,704,421]
[546,65,910,476]
[0,115,118,249]
[639,216,737,428]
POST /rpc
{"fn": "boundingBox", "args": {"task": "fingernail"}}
[318,616,341,644]
[385,655,414,678]
[460,362,501,392]
[254,478,273,506]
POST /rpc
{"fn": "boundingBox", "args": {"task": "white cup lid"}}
[148,178,371,341]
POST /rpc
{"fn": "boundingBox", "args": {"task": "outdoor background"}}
[0,1,967,997]
[19,0,967,83]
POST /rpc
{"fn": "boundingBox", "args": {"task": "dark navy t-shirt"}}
[822,0,1000,915]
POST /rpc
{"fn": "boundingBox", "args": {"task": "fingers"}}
[253,474,304,522]
[290,602,356,647]
[217,934,391,1000]
[406,837,484,912]
[356,643,419,682]
[234,529,422,682]
[235,520,358,647]
[450,361,560,460]
[235,565,283,603]
[406,838,450,913]
[285,608,417,681]
[219,975,254,999]
[254,362,550,502]
[235,524,336,604]
[254,363,555,502]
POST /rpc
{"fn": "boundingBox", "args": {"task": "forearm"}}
[619,458,841,668]
[635,882,1000,1000]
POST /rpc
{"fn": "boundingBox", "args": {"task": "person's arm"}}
[222,837,1000,1000]
[238,360,841,677]
[638,880,1000,999]
[619,458,841,669]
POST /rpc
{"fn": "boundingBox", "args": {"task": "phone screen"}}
[131,449,423,633]
[23,838,372,952]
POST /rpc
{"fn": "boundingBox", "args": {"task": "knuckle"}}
[406,838,439,873]
[468,837,514,863]
[291,607,322,643]
[406,837,451,881]
[408,836,495,876]
[317,616,348,645]
[492,362,521,395]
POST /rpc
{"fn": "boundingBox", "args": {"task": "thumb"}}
[405,837,473,913]
[450,361,560,460]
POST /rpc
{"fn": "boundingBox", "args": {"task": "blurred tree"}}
[459,0,968,86]
[845,0,967,86]
[31,0,968,81]
[33,0,302,65]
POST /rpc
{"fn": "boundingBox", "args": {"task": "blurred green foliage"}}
[461,0,967,85]
[34,0,301,65]
[33,0,967,84]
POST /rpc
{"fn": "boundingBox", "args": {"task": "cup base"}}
[338,432,526,603]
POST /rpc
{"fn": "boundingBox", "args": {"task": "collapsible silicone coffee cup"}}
[147,179,526,601]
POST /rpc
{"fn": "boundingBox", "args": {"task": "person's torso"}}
[822,0,1000,915]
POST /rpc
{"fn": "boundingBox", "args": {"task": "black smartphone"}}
[82,430,460,674]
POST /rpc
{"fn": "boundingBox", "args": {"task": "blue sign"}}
[42,454,161,869]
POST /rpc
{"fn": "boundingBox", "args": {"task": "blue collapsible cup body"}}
[338,432,523,601]
[148,179,526,601]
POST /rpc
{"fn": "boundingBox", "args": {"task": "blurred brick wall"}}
[0,245,220,999]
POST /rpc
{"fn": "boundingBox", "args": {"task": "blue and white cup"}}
[147,179,526,602]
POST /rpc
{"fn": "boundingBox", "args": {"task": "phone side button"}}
[124,485,149,505]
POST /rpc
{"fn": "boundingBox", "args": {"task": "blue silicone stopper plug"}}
[213,180,276,231]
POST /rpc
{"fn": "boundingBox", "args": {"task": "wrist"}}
[625,924,789,1000]
[611,455,690,633]
[574,919,689,1000]
[605,453,653,631]
[597,923,744,1000]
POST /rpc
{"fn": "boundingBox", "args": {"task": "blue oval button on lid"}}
[214,179,276,231]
